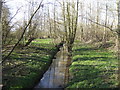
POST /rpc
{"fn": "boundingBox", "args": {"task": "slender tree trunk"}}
[0,0,2,61]
[0,1,2,19]
[24,37,35,47]
[2,0,43,63]
[118,1,120,87]
[66,2,71,53]
[74,0,79,40]
[63,0,67,45]
[62,0,69,85]
[43,13,45,31]
[80,3,84,42]
[0,1,2,89]
[80,26,84,42]
[102,4,108,45]
[117,34,120,87]
[63,0,79,85]
[53,1,57,39]
[48,7,52,38]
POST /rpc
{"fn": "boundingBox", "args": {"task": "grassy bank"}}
[67,42,118,88]
[2,39,59,90]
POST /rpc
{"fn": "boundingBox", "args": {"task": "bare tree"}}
[62,0,79,53]
[47,6,52,38]
[2,4,10,45]
[0,0,2,19]
[24,0,40,47]
[53,1,57,39]
[79,2,84,42]
[102,4,108,44]
[0,0,2,88]
[62,0,79,84]
[117,1,120,88]
[2,0,43,63]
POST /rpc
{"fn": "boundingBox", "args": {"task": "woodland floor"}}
[67,41,118,88]
[2,39,58,90]
[2,39,119,89]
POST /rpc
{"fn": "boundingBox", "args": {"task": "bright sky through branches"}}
[5,0,117,27]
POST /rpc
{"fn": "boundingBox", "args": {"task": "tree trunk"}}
[24,37,35,47]
[0,1,2,89]
[117,34,120,87]
[0,1,1,19]
[0,1,2,62]
[102,27,107,44]
[102,4,108,45]
[63,0,79,85]
[2,0,43,63]
[117,1,120,87]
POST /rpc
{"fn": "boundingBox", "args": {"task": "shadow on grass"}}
[74,47,99,52]
[2,40,63,90]
[12,57,48,63]
[73,57,110,62]
[67,45,118,88]
[68,62,116,88]
[29,46,55,54]
[30,47,48,51]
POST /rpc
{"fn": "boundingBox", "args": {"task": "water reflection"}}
[35,45,68,88]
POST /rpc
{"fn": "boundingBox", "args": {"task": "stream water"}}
[34,44,68,89]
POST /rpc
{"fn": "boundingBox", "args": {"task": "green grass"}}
[32,39,52,44]
[2,39,58,90]
[67,43,118,88]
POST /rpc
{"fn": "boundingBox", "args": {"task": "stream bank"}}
[2,39,64,90]
[34,44,69,89]
[32,42,64,89]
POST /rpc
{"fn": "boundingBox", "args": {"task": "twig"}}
[2,0,43,63]
[79,15,116,32]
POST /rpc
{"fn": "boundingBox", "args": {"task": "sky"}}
[5,0,55,22]
[5,0,117,26]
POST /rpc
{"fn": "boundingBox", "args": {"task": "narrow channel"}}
[34,44,68,89]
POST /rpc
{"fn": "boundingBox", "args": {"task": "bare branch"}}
[79,15,116,32]
[8,6,22,24]
[2,0,44,63]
